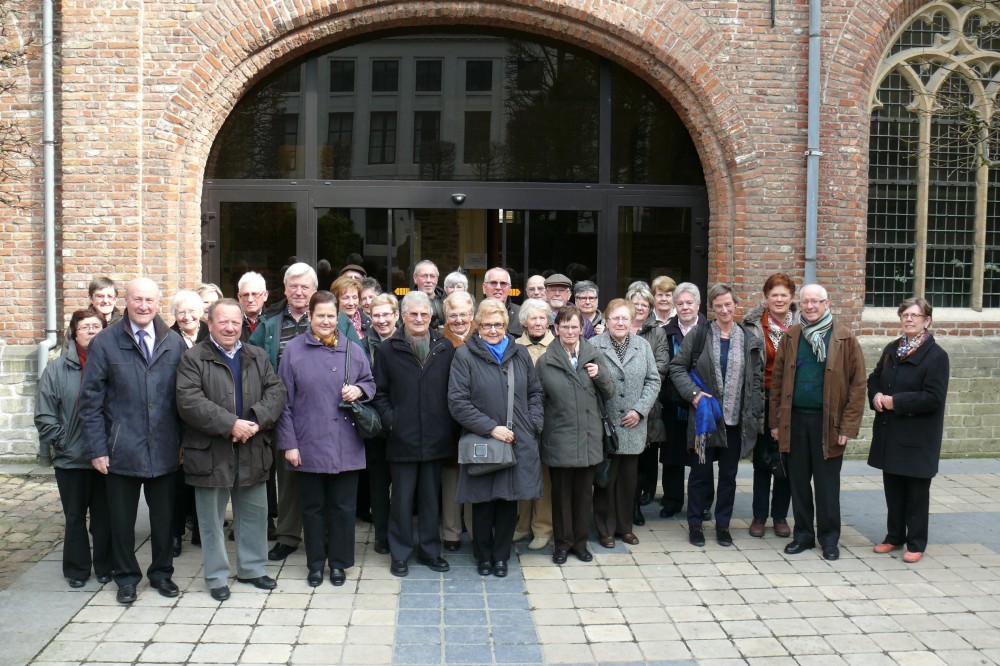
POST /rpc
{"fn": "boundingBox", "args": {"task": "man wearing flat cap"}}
[545,274,597,339]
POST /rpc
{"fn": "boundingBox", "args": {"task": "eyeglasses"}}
[900,313,926,320]
[479,322,505,330]
[486,281,510,289]
[800,299,828,307]
[175,309,200,318]
[447,313,471,320]
[78,324,103,332]
[406,312,430,319]
[608,316,631,324]
[370,312,396,320]
[239,291,264,300]
[575,295,597,302]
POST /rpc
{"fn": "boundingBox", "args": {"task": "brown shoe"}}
[598,536,615,549]
[749,518,766,538]
[617,533,639,545]
[772,518,791,538]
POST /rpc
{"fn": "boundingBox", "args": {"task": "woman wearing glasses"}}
[448,298,544,576]
[868,298,949,564]
[35,309,113,588]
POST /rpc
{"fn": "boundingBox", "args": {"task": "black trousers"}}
[54,467,112,580]
[788,410,843,547]
[388,460,443,561]
[368,459,391,543]
[171,469,198,540]
[883,472,931,553]
[593,454,638,538]
[105,472,175,587]
[298,470,359,571]
[471,499,518,564]
[636,444,660,499]
[660,414,689,513]
[751,402,791,521]
[550,465,596,552]
[687,426,741,528]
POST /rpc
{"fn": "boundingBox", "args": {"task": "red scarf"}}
[76,342,89,373]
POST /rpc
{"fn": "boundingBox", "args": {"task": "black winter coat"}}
[372,329,457,462]
[867,336,949,479]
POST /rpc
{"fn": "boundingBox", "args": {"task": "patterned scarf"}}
[313,330,338,348]
[801,310,833,362]
[710,322,745,427]
[766,309,793,351]
[348,310,363,338]
[897,330,928,360]
[611,334,630,364]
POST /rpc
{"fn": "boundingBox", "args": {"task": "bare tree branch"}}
[0,9,34,209]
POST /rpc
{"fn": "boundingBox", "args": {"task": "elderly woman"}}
[448,298,544,576]
[669,284,764,548]
[197,283,224,320]
[626,283,671,524]
[652,275,677,325]
[444,271,469,295]
[574,281,604,335]
[659,282,708,519]
[591,299,661,548]
[169,289,208,555]
[440,291,476,550]
[35,309,112,588]
[331,275,372,344]
[513,299,555,550]
[359,277,382,317]
[742,273,798,538]
[277,290,376,586]
[537,306,613,564]
[868,298,949,563]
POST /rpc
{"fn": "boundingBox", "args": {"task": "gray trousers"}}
[195,482,268,589]
[275,458,303,547]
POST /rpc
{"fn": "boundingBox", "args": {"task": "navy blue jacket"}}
[79,314,185,478]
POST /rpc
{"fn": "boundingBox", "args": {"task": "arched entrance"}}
[201,30,708,299]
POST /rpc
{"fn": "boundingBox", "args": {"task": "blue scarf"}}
[484,335,509,364]
[689,369,724,464]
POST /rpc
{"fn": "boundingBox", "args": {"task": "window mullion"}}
[915,110,931,298]
[972,123,989,311]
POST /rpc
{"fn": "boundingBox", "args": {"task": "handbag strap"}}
[504,363,515,430]
[342,334,350,387]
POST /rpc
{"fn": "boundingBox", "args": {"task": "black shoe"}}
[716,528,733,547]
[237,575,277,590]
[171,536,182,557]
[417,556,450,572]
[330,568,346,586]
[571,548,593,563]
[307,570,323,587]
[638,490,653,507]
[268,543,297,561]
[390,560,409,577]
[150,578,180,597]
[701,507,712,522]
[443,540,461,552]
[660,506,678,518]
[552,550,568,565]
[356,510,373,524]
[227,529,235,542]
[116,584,137,604]
[689,527,705,547]
[190,530,201,547]
[784,540,816,555]
[96,574,112,585]
[493,560,508,577]
[477,561,493,576]
[633,502,646,527]
[822,545,840,561]
[68,578,86,588]
[210,585,230,601]
[373,539,390,555]
[267,517,277,541]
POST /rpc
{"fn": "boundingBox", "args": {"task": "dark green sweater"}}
[792,330,829,413]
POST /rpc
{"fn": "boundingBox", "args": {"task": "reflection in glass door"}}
[616,206,699,296]
[217,201,298,298]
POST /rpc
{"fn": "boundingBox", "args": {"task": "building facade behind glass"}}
[1,0,999,457]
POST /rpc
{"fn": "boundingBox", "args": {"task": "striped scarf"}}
[801,310,833,362]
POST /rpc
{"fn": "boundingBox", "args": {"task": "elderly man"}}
[237,271,269,342]
[88,276,122,324]
[574,280,604,335]
[770,285,866,561]
[176,299,287,601]
[545,274,596,339]
[525,275,546,300]
[413,260,445,328]
[482,266,523,336]
[372,291,456,577]
[249,262,317,561]
[79,278,185,604]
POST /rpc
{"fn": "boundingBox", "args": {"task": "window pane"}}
[316,208,366,290]
[617,206,691,296]
[372,60,399,92]
[413,111,441,163]
[465,60,493,92]
[369,112,397,164]
[415,60,442,92]
[330,60,355,93]
[321,112,353,179]
[463,111,491,166]
[219,201,296,299]
[985,115,1000,308]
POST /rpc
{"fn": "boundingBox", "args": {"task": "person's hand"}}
[490,426,515,444]
[231,419,259,443]
[837,434,849,446]
[284,449,302,467]
[881,395,894,411]
[692,391,712,408]
[621,410,641,428]
[872,392,886,412]
[770,427,779,441]
[92,456,109,475]
[341,384,363,403]
[593,324,605,335]
[583,362,599,379]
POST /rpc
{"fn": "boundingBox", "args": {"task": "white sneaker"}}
[528,536,550,550]
[513,531,531,542]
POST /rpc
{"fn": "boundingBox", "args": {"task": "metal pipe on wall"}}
[804,0,822,285]
[36,0,57,382]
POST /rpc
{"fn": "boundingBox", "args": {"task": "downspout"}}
[37,0,57,380]
[804,0,821,285]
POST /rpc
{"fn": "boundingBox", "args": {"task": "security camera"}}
[451,193,466,205]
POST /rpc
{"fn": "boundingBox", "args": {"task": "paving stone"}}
[188,642,245,663]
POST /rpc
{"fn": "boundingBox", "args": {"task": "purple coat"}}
[276,333,376,474]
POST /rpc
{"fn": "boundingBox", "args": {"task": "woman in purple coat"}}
[277,291,376,587]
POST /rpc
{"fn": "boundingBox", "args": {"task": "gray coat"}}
[637,316,670,444]
[447,333,543,503]
[536,339,613,468]
[668,321,764,457]
[34,343,90,469]
[79,315,185,478]
[590,332,662,455]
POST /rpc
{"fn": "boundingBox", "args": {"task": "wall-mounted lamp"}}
[451,193,466,205]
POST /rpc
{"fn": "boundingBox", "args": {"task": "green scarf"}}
[800,310,833,362]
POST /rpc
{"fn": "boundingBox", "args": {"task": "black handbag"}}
[594,390,619,489]
[761,438,787,480]
[458,365,517,477]
[339,337,384,440]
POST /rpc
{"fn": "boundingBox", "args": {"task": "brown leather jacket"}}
[769,320,866,459]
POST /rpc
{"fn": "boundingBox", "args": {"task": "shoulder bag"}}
[339,338,384,439]
[593,389,619,489]
[457,364,517,477]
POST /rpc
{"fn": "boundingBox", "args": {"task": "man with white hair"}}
[413,260,446,328]
[79,277,186,604]
[481,266,523,336]
[237,271,269,342]
[770,284,866,562]
[249,262,318,561]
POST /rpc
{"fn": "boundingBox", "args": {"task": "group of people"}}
[34,262,950,605]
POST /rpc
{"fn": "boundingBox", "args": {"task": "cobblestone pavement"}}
[0,470,62,590]
[4,459,1000,665]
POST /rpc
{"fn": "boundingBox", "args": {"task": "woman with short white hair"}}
[443,271,469,295]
